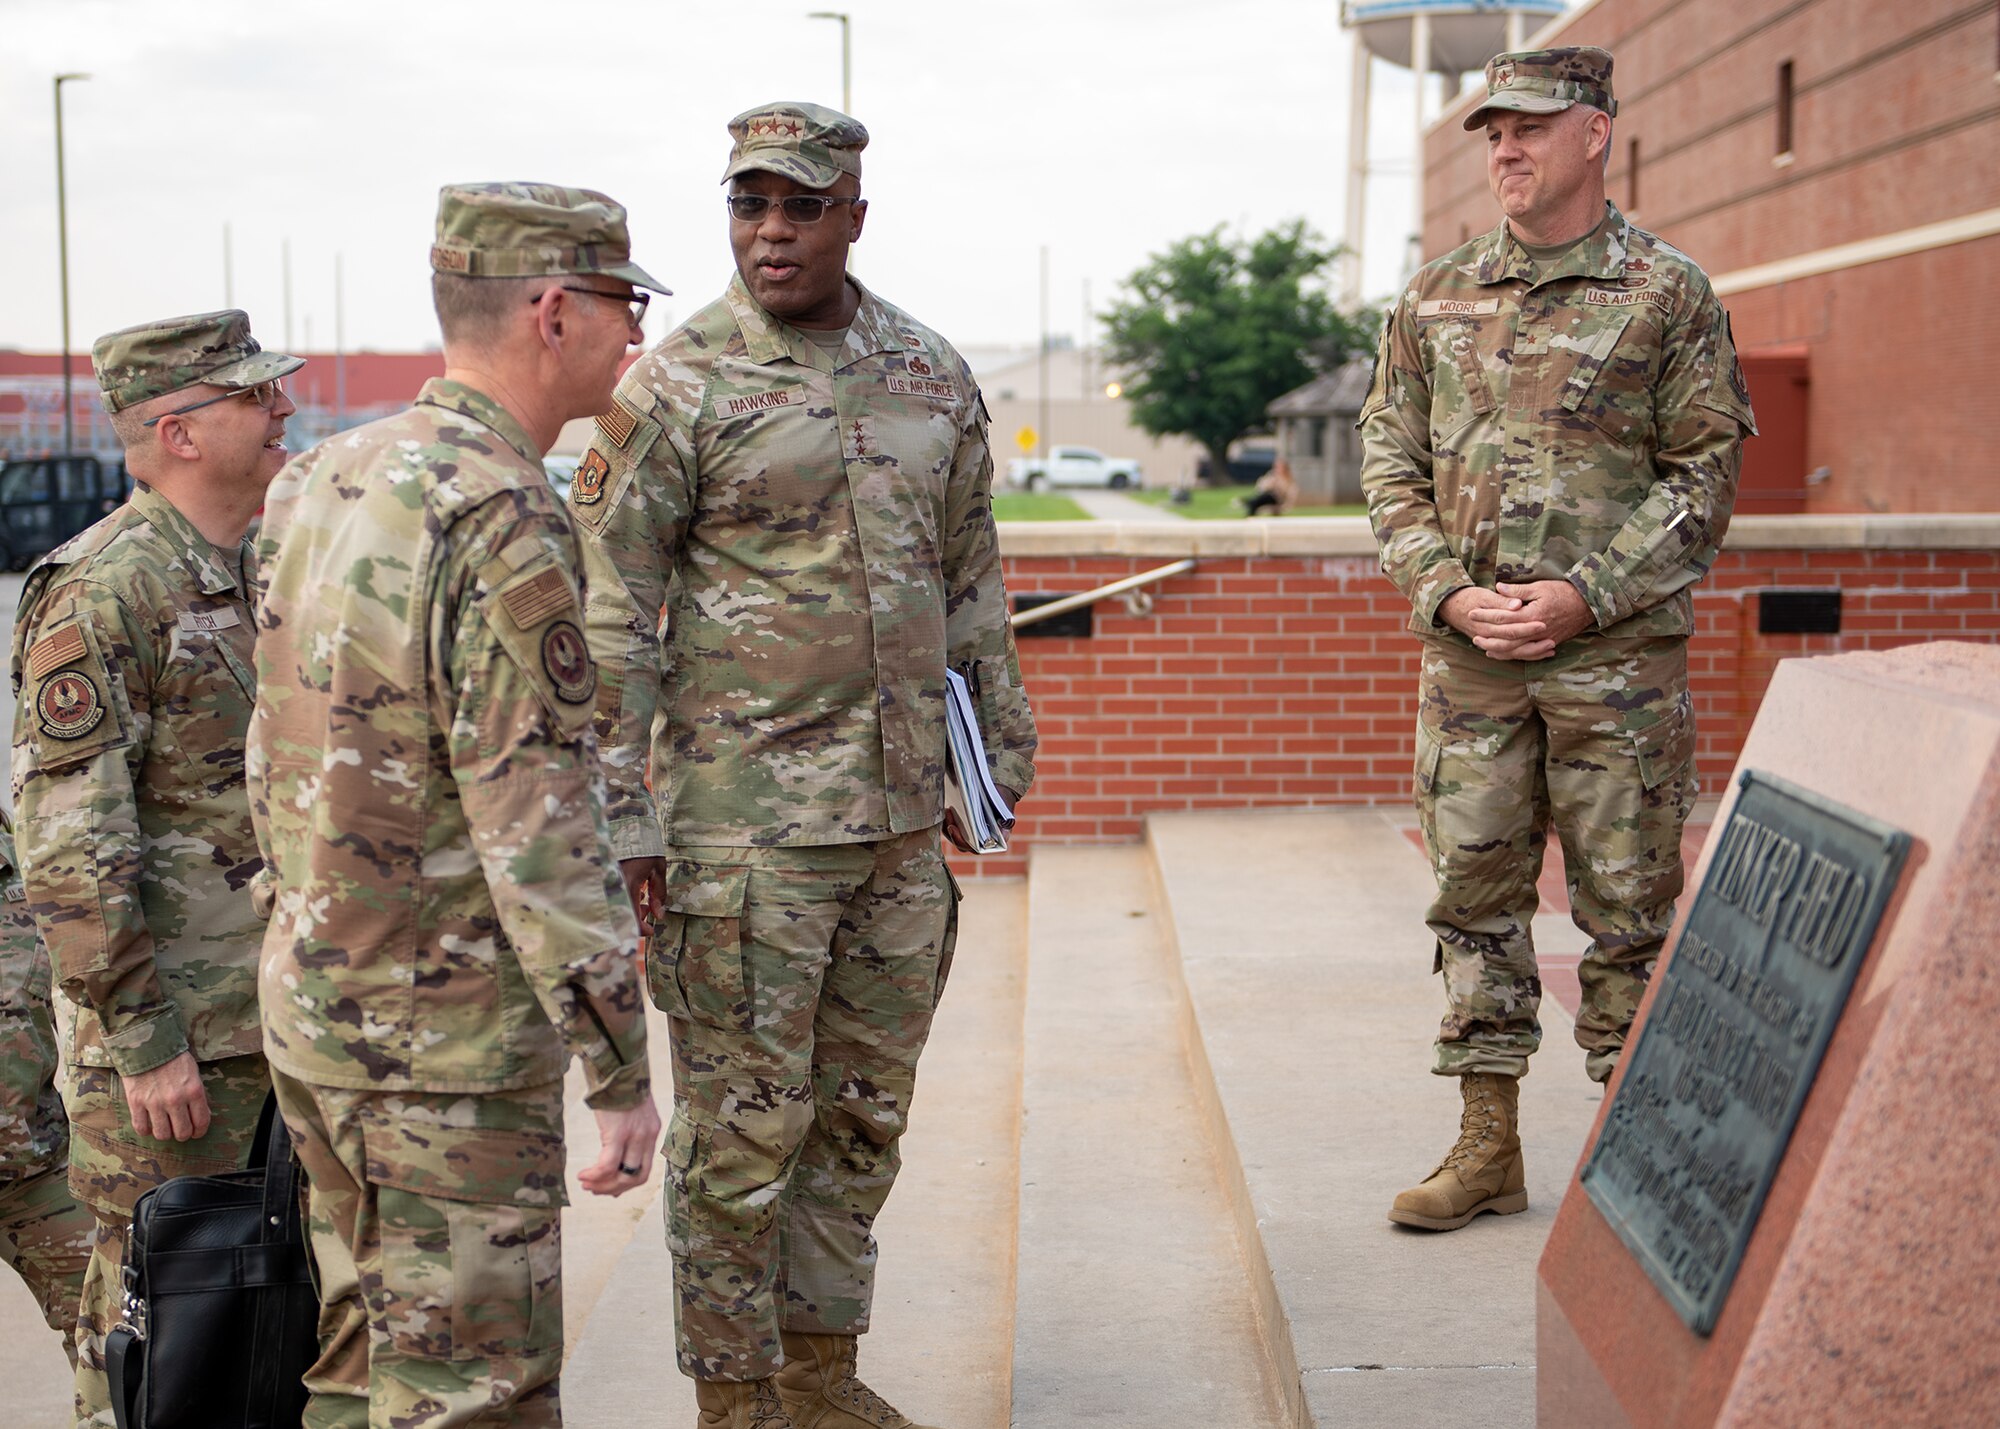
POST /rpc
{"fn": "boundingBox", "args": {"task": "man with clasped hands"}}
[1360,47,1754,1233]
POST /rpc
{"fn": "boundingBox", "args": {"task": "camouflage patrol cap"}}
[721,102,867,190]
[430,182,670,293]
[1464,46,1618,130]
[91,310,304,415]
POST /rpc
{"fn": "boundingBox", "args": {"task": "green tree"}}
[1102,221,1374,482]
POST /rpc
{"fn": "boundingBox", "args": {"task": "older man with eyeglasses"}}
[569,102,1037,1429]
[250,183,662,1428]
[7,308,301,1427]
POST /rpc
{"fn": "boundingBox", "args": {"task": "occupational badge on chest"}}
[541,621,596,705]
[37,670,105,740]
[573,449,611,505]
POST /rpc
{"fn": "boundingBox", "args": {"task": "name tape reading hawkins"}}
[1581,769,1910,1335]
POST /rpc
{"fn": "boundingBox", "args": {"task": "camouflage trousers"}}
[1414,633,1697,1084]
[0,935,91,1363]
[65,1052,269,1429]
[653,828,959,1381]
[0,1167,91,1361]
[271,1069,568,1429]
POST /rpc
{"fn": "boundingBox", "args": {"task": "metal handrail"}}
[1010,558,1198,629]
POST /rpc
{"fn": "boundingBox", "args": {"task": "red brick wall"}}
[1418,0,2000,514]
[1426,0,2000,259]
[951,539,2000,878]
[1718,239,2000,515]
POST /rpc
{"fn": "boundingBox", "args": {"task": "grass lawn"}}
[992,492,1091,522]
[1129,488,1368,520]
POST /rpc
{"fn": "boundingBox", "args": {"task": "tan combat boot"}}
[774,1331,942,1429]
[1387,1072,1528,1230]
[696,1376,796,1429]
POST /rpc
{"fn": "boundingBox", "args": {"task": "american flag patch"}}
[596,401,638,449]
[28,626,86,679]
[500,567,574,630]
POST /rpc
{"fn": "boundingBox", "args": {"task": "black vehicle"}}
[0,453,133,571]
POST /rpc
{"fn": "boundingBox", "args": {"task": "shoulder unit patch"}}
[37,669,104,740]
[572,449,612,506]
[540,621,596,705]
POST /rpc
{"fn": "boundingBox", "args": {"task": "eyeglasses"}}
[531,285,650,326]
[724,194,859,225]
[141,380,285,428]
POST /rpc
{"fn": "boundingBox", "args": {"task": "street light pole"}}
[807,11,851,114]
[54,72,90,456]
[806,11,854,276]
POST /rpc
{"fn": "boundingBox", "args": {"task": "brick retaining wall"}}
[952,517,2000,878]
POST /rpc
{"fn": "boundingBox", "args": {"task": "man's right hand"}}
[1440,586,1550,661]
[123,1050,212,1142]
[620,856,667,939]
[578,1093,663,1199]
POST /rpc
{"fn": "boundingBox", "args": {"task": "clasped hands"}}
[1439,580,1593,661]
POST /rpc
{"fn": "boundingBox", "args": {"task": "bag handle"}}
[253,1091,304,1248]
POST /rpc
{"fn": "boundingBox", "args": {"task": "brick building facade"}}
[1422,0,2000,514]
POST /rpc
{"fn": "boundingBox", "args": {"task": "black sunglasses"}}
[724,194,860,225]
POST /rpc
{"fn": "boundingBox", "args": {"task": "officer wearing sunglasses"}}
[567,101,1038,1429]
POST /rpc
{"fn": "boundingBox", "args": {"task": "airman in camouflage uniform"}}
[0,810,93,1365]
[1360,48,1754,1231]
[571,103,1036,1429]
[11,310,301,1423]
[249,183,662,1429]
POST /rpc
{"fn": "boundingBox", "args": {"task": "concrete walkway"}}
[1148,809,1602,1427]
[1012,847,1284,1426]
[563,878,1029,1428]
[0,810,1603,1426]
[1066,488,1177,521]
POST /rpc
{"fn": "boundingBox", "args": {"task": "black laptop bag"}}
[104,1092,318,1428]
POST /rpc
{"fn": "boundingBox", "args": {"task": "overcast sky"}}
[3,0,1517,358]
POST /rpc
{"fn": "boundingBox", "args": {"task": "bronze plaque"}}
[1581,769,1910,1334]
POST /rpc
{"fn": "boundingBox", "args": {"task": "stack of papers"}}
[944,666,1015,855]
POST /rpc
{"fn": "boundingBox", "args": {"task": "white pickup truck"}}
[1005,446,1144,491]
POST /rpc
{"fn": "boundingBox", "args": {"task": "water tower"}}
[1341,0,1566,300]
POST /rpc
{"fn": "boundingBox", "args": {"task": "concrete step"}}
[1144,808,1607,1429]
[1012,845,1286,1428]
[565,880,1028,1428]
